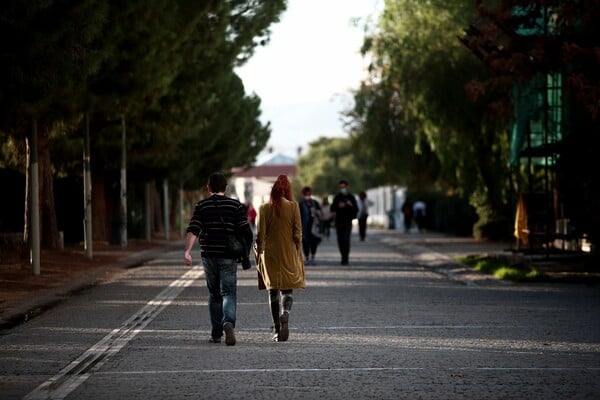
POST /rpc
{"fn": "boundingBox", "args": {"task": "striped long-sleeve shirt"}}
[186,194,253,259]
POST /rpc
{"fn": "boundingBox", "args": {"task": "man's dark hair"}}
[207,172,228,193]
[339,179,349,186]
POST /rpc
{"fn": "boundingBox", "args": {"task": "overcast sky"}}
[236,0,382,159]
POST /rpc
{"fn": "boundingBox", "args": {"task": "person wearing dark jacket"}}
[357,191,373,241]
[330,179,358,265]
[299,186,322,265]
[184,172,253,346]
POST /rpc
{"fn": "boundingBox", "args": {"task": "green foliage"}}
[297,137,382,198]
[459,255,545,282]
[0,0,285,181]
[85,0,192,115]
[0,0,109,131]
[346,0,513,236]
[345,82,438,187]
[0,135,27,171]
[0,0,286,246]
[172,72,271,187]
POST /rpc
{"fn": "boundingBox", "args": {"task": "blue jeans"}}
[201,257,237,340]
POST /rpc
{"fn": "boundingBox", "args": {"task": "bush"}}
[475,217,512,241]
[431,194,477,236]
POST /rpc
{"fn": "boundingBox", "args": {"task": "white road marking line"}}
[24,266,203,400]
[317,325,519,330]
[93,366,600,375]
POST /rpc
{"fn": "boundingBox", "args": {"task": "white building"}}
[231,153,298,208]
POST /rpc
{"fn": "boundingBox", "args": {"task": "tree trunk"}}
[83,112,93,259]
[92,173,109,242]
[144,182,152,242]
[38,122,61,249]
[119,116,127,248]
[152,182,164,236]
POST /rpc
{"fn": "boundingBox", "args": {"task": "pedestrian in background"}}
[357,191,373,241]
[254,175,305,342]
[247,202,257,232]
[330,179,358,265]
[184,172,253,346]
[320,196,333,239]
[401,199,413,233]
[413,198,427,232]
[299,186,322,265]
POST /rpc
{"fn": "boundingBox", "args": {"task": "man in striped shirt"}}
[184,172,253,346]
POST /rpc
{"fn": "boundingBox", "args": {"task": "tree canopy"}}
[345,0,513,234]
[0,0,286,246]
[341,0,599,241]
[0,0,286,178]
[297,136,379,197]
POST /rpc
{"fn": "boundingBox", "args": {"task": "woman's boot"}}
[278,294,293,342]
[269,290,281,341]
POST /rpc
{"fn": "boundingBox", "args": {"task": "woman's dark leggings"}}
[302,234,319,259]
[268,289,293,328]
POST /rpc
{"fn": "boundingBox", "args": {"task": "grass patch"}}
[458,255,545,282]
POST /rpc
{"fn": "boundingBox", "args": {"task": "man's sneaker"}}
[223,322,236,346]
[278,311,289,342]
[208,337,221,344]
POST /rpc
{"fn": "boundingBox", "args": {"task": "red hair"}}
[270,175,293,217]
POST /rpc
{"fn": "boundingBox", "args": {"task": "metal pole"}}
[179,182,184,238]
[163,179,169,240]
[30,118,40,275]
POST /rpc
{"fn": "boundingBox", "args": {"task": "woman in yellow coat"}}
[255,175,305,342]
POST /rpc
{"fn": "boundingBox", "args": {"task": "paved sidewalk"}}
[371,228,599,286]
[0,239,184,330]
[372,229,512,286]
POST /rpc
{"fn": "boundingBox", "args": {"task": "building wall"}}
[365,186,406,229]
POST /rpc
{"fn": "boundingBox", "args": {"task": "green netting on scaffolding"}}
[509,72,563,166]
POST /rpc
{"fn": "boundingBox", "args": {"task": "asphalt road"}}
[1,231,599,399]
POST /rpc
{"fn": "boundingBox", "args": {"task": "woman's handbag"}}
[226,230,251,269]
[225,231,245,258]
[311,208,322,239]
